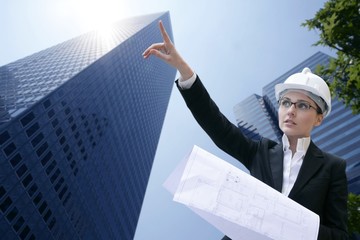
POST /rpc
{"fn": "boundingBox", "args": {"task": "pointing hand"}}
[143,20,193,80]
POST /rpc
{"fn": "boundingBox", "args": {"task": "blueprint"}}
[163,145,319,240]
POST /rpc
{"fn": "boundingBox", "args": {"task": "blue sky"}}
[1,1,334,239]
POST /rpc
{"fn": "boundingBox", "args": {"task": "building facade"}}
[234,51,360,194]
[0,12,176,239]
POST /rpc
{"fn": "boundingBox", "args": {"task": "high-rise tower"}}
[0,12,176,239]
[234,52,360,194]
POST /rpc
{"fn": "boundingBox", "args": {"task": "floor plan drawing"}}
[168,145,319,240]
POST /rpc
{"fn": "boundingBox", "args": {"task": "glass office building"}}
[0,12,176,239]
[234,51,360,194]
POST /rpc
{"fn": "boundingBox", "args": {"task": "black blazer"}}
[177,76,348,240]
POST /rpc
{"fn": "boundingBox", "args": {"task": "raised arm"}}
[142,20,194,80]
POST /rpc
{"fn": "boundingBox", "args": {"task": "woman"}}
[143,21,348,240]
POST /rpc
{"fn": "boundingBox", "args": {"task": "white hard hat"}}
[275,67,331,117]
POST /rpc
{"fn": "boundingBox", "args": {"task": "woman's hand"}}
[142,20,194,80]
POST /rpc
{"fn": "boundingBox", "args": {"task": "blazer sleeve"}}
[318,156,349,240]
[176,76,258,169]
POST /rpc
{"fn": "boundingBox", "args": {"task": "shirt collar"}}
[282,134,311,153]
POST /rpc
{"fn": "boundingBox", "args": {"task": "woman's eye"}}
[297,102,309,109]
[282,100,291,107]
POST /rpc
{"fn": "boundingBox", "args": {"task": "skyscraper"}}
[0,12,176,239]
[234,51,360,194]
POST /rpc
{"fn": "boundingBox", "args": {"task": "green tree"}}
[302,0,360,114]
[348,193,360,239]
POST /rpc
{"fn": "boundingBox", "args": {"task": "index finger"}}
[159,20,172,44]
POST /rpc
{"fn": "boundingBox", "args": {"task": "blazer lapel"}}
[268,143,284,192]
[288,141,324,199]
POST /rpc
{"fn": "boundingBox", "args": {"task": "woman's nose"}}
[287,104,297,115]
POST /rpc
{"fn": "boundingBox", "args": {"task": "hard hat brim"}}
[275,82,331,117]
[275,83,323,101]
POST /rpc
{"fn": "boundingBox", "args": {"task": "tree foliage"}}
[348,193,360,238]
[302,0,360,114]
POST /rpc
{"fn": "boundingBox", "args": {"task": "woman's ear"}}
[314,114,324,127]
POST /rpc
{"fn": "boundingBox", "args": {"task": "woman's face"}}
[278,91,323,140]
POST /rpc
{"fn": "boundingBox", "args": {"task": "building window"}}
[20,112,35,127]
[48,109,55,118]
[54,177,64,192]
[0,196,13,213]
[33,192,42,205]
[31,133,44,147]
[55,127,63,137]
[16,164,28,178]
[19,225,30,240]
[45,161,56,175]
[63,144,70,153]
[27,184,38,197]
[6,207,18,222]
[43,209,52,222]
[36,142,49,157]
[48,217,56,230]
[0,131,10,145]
[52,118,59,128]
[3,142,17,157]
[43,99,51,109]
[68,116,74,123]
[26,123,40,138]
[21,174,33,188]
[59,185,68,200]
[64,107,70,115]
[40,151,53,166]
[12,216,25,232]
[59,136,66,145]
[38,201,47,215]
[9,153,22,168]
[0,186,5,198]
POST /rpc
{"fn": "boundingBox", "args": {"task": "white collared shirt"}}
[281,134,311,196]
[178,72,197,89]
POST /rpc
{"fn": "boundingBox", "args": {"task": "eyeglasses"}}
[279,98,322,113]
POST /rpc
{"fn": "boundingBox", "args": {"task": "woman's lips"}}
[284,119,296,126]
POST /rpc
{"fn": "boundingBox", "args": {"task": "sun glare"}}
[57,0,128,32]
[97,25,117,51]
